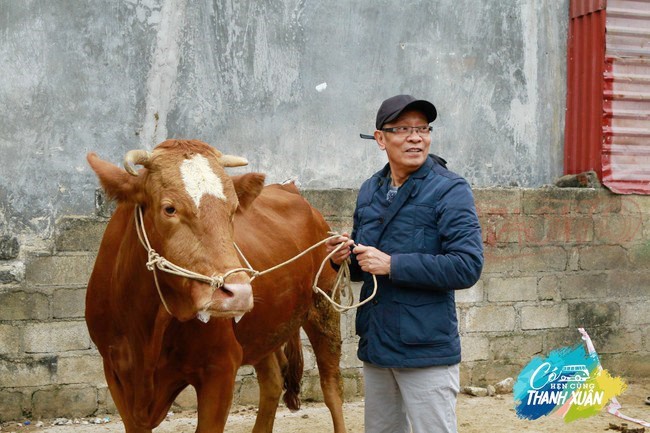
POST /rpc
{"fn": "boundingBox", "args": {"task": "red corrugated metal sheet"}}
[602,0,650,194]
[565,0,650,194]
[564,1,607,178]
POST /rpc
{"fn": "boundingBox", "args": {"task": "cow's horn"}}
[218,155,248,167]
[124,150,152,176]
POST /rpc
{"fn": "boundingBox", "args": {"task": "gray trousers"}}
[363,362,460,433]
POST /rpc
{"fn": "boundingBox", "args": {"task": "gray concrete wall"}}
[0,187,648,420]
[0,0,568,238]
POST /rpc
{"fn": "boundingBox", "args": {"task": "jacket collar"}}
[371,155,439,239]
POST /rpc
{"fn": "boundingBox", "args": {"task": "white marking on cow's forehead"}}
[180,154,226,207]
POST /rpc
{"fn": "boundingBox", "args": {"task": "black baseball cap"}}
[360,94,437,139]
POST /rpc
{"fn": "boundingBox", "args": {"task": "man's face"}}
[374,110,431,176]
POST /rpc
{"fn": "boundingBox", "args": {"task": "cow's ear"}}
[87,153,145,203]
[232,173,265,211]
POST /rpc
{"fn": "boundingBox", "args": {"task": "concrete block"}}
[518,247,567,272]
[339,309,357,340]
[537,275,560,301]
[599,353,650,379]
[559,273,608,299]
[520,304,568,330]
[0,291,49,320]
[341,342,362,369]
[0,323,22,354]
[0,261,25,284]
[619,301,650,325]
[173,385,197,410]
[543,329,583,353]
[480,215,494,244]
[52,288,86,318]
[521,189,575,215]
[97,385,116,414]
[455,280,484,304]
[31,386,98,418]
[575,190,621,214]
[22,321,91,353]
[544,215,594,244]
[606,271,650,298]
[302,343,316,372]
[342,374,361,400]
[590,328,643,354]
[0,235,20,260]
[235,376,259,406]
[465,306,516,332]
[0,390,23,421]
[491,215,529,244]
[485,277,537,302]
[489,334,543,362]
[0,356,56,388]
[460,335,489,361]
[568,302,620,328]
[300,374,323,402]
[302,189,358,218]
[56,355,105,385]
[595,214,644,244]
[236,365,255,378]
[25,253,96,286]
[482,246,519,274]
[567,247,580,271]
[470,361,524,387]
[473,188,521,216]
[55,216,107,252]
[628,242,650,269]
[579,245,629,270]
[620,195,650,214]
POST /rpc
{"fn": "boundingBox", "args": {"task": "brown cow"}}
[86,139,346,433]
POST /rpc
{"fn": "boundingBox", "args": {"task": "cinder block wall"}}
[0,187,648,420]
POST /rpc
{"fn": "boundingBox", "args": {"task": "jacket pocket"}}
[397,298,450,345]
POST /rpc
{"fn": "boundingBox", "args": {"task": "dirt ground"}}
[4,381,648,433]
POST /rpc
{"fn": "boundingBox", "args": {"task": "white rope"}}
[133,205,377,315]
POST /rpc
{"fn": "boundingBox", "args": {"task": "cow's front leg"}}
[194,346,242,433]
[251,350,284,433]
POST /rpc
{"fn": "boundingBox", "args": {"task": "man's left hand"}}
[353,244,391,276]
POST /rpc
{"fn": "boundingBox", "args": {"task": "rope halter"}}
[133,205,257,315]
[133,205,377,317]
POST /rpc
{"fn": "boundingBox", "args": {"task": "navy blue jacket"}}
[349,155,483,367]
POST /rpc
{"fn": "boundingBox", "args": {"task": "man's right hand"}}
[325,232,354,265]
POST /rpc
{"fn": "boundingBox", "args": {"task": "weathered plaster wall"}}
[0,0,568,237]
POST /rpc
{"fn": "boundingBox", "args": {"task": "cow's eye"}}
[163,206,176,216]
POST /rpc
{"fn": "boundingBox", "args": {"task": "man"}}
[326,94,483,433]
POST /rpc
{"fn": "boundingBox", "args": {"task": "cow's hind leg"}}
[303,295,347,433]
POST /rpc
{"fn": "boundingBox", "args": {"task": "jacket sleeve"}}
[390,179,483,290]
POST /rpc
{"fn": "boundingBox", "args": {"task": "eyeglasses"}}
[380,125,432,137]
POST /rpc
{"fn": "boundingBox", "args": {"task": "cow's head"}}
[87,139,265,322]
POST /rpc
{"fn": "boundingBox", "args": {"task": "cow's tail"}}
[282,330,303,411]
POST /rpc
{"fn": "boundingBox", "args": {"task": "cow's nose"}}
[221,282,254,311]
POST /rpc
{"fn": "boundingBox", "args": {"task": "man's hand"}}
[325,233,354,265]
[353,244,391,276]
